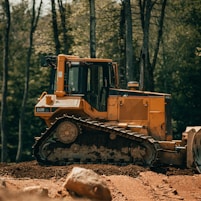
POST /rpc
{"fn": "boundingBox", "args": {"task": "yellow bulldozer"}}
[33,54,201,172]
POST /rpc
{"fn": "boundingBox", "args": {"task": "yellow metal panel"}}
[118,97,148,121]
[149,97,166,140]
[149,96,165,112]
[107,96,118,120]
[83,99,107,119]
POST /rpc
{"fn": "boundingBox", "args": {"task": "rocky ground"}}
[0,161,201,201]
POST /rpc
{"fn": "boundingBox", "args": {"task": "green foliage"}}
[0,1,50,161]
[95,1,121,60]
[70,0,121,59]
[0,0,201,161]
[155,0,201,136]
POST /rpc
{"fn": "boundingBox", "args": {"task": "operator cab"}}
[48,55,117,112]
[63,61,115,111]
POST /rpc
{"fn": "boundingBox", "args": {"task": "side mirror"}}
[40,54,57,68]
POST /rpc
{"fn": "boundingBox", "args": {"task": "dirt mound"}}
[0,161,195,179]
[0,161,148,179]
[0,161,200,201]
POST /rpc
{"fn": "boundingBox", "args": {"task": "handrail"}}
[38,91,47,101]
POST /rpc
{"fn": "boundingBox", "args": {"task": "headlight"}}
[36,107,50,112]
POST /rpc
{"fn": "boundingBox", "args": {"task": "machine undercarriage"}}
[33,115,160,166]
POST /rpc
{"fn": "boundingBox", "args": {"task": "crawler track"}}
[33,115,161,166]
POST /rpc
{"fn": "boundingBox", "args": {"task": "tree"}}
[118,0,135,86]
[58,0,69,54]
[119,1,126,88]
[0,0,10,162]
[16,0,42,162]
[51,0,60,54]
[169,1,201,134]
[89,0,96,58]
[138,0,167,91]
[125,0,134,82]
[57,0,73,54]
[70,0,120,58]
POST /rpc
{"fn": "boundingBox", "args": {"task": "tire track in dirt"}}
[139,171,184,201]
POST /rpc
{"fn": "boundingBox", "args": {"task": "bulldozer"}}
[33,54,201,172]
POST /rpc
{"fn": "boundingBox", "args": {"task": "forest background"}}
[0,0,200,162]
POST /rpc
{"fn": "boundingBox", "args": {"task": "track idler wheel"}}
[56,121,79,144]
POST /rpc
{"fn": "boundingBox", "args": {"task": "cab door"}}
[86,64,109,111]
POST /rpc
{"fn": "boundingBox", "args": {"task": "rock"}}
[0,179,6,188]
[63,167,112,201]
[23,185,48,197]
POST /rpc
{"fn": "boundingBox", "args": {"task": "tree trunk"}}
[89,0,96,58]
[50,0,60,93]
[58,0,68,54]
[139,0,166,91]
[16,0,42,162]
[125,0,134,82]
[51,0,61,55]
[152,0,167,69]
[119,1,126,88]
[139,0,153,91]
[1,0,10,162]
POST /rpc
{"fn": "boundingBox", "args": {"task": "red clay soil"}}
[0,161,200,201]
